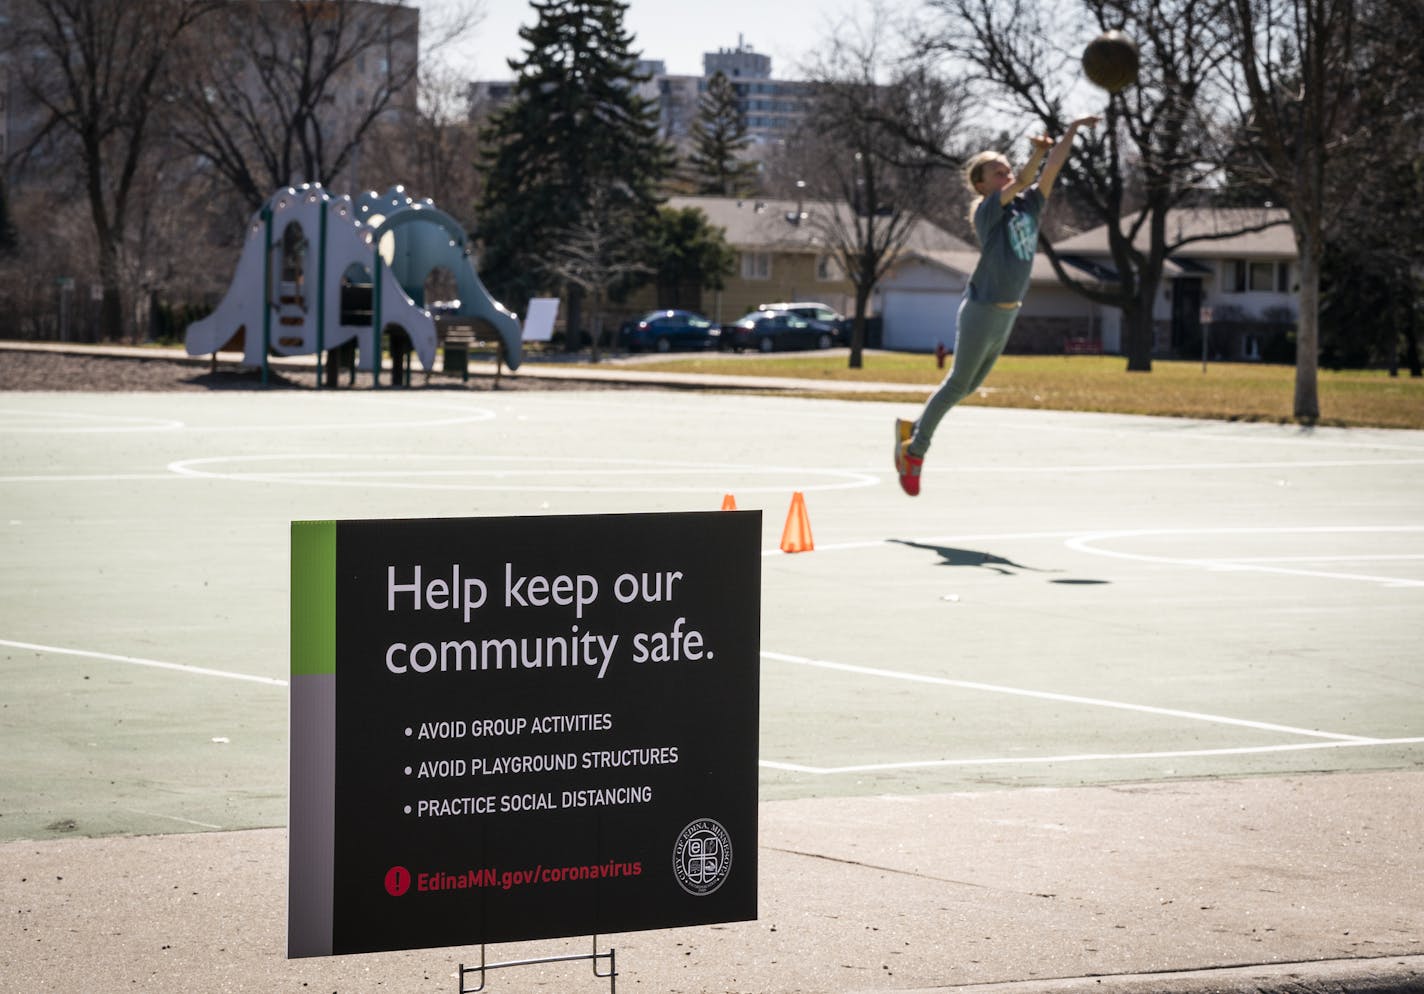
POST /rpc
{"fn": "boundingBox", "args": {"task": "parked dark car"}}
[724,311,838,353]
[619,310,721,352]
[757,301,849,344]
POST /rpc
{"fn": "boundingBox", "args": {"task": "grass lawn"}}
[615,352,1424,430]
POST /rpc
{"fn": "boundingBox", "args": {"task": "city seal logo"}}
[672,818,733,896]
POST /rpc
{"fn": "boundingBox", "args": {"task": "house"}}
[1052,207,1298,359]
[877,207,1299,357]
[620,195,971,329]
[617,199,1298,359]
[877,250,1109,354]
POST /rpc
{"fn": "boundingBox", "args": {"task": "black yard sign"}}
[289,511,761,957]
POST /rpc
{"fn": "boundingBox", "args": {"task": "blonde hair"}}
[963,151,1008,191]
[963,150,1010,222]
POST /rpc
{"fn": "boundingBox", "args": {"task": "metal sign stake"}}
[458,935,616,993]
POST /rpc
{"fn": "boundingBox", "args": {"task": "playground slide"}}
[356,188,523,371]
[186,186,439,373]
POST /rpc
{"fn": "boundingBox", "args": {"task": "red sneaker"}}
[893,420,922,496]
[898,445,923,496]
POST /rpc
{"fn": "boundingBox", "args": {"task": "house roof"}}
[668,195,973,255]
[891,248,1105,288]
[1052,207,1295,259]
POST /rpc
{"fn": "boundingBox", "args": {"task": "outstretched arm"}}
[1035,116,1100,201]
[999,137,1053,205]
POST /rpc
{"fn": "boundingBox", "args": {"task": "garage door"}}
[882,291,961,353]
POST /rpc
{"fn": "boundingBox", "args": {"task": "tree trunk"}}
[848,286,872,370]
[564,283,583,353]
[1294,229,1322,421]
[1122,291,1154,372]
[97,243,125,342]
[1402,282,1422,377]
[589,296,604,364]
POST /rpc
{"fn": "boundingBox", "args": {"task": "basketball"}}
[1083,30,1139,93]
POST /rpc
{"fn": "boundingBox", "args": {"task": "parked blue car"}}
[619,310,721,352]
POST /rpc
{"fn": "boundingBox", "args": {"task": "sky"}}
[415,0,895,81]
[410,0,1106,129]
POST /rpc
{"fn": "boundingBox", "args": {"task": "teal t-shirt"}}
[967,187,1044,305]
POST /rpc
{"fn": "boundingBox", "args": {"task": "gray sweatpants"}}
[908,297,1020,457]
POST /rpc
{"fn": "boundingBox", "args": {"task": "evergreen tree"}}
[475,0,672,345]
[687,71,758,196]
[646,206,737,310]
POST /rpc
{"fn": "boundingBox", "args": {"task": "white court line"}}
[189,402,499,434]
[10,638,1416,778]
[763,527,1424,589]
[760,737,1424,775]
[1226,554,1424,564]
[0,639,288,687]
[762,530,1081,557]
[1,473,179,483]
[761,650,1372,741]
[925,457,1424,474]
[760,650,1423,775]
[165,453,880,494]
[0,409,185,433]
[1066,526,1424,588]
[1000,414,1424,454]
[0,402,498,434]
[0,455,874,493]
[122,808,224,830]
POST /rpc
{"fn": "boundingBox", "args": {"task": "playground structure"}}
[185,184,524,384]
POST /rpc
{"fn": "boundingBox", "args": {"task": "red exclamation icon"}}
[384,865,412,897]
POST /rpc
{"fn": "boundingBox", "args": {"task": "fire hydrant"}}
[935,341,947,368]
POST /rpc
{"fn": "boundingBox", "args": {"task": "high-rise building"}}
[701,39,812,145]
[468,38,810,151]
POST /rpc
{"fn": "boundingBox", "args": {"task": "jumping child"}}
[894,116,1099,496]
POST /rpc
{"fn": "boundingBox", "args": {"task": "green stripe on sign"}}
[291,521,337,677]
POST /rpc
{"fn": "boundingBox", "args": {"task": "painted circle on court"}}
[166,452,878,493]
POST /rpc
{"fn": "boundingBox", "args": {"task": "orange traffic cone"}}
[779,492,814,553]
[720,493,738,511]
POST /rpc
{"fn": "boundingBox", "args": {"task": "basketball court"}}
[2,387,1419,838]
[1,386,1421,992]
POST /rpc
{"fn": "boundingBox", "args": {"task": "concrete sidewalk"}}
[4,771,1421,994]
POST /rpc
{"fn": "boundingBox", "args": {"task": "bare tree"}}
[801,5,967,368]
[0,178,16,254]
[925,0,1279,372]
[541,184,652,362]
[1227,0,1365,420]
[1335,0,1423,377]
[170,0,481,209]
[0,190,94,340]
[361,60,487,227]
[6,0,217,340]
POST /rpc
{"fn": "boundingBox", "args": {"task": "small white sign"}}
[523,298,559,341]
